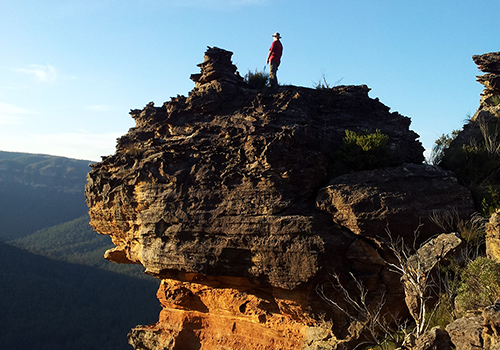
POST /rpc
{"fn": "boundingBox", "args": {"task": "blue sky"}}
[1,0,498,161]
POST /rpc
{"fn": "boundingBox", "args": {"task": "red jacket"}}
[269,40,283,64]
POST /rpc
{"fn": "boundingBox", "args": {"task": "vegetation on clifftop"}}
[432,117,500,216]
[338,129,389,171]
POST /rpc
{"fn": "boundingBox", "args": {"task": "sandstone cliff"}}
[441,52,500,212]
[473,51,500,121]
[412,52,500,350]
[85,47,475,349]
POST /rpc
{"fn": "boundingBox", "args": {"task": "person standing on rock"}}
[266,32,283,88]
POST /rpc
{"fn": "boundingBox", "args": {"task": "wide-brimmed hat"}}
[272,32,281,39]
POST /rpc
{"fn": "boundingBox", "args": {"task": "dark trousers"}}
[269,62,279,87]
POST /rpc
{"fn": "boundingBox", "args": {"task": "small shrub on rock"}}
[338,129,389,171]
[429,130,460,166]
[244,68,268,89]
[455,257,500,313]
[487,94,500,107]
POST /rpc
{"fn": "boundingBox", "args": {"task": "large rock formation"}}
[447,52,500,149]
[85,47,475,349]
[419,52,500,350]
[473,52,500,121]
[440,52,500,213]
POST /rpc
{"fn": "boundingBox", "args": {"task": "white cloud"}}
[0,102,32,126]
[13,64,58,83]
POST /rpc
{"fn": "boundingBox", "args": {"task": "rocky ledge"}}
[85,47,475,349]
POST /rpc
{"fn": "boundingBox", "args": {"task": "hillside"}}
[8,214,153,279]
[0,151,90,240]
[0,241,160,350]
[0,151,160,349]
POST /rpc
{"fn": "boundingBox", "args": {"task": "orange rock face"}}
[128,276,336,349]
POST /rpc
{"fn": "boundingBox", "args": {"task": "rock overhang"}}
[85,47,473,290]
[85,46,478,349]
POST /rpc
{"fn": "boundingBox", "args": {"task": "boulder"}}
[446,315,484,350]
[85,47,475,349]
[483,299,500,350]
[316,164,474,244]
[413,327,453,350]
[86,48,432,289]
[434,299,500,350]
[402,233,462,325]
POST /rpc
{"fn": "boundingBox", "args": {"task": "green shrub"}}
[455,257,500,312]
[487,95,500,107]
[480,184,500,216]
[441,118,500,215]
[426,294,455,330]
[446,143,493,184]
[429,131,460,165]
[338,129,389,170]
[446,141,500,215]
[244,68,268,89]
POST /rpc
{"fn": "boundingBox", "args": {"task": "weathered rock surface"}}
[408,233,463,274]
[316,165,473,243]
[446,315,484,350]
[85,47,475,349]
[438,299,500,350]
[483,299,500,350]
[486,210,500,263]
[474,52,500,74]
[472,52,500,121]
[190,46,245,87]
[414,326,453,350]
[403,233,463,324]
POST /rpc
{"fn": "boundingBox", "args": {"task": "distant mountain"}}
[0,151,91,240]
[0,241,160,350]
[0,151,92,192]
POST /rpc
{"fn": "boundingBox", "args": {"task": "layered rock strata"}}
[86,47,474,349]
[473,52,500,121]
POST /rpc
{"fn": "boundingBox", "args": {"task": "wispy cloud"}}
[0,102,32,126]
[169,0,267,8]
[13,64,58,83]
[87,105,118,112]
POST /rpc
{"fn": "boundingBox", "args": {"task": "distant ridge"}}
[0,151,90,240]
[0,151,160,349]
